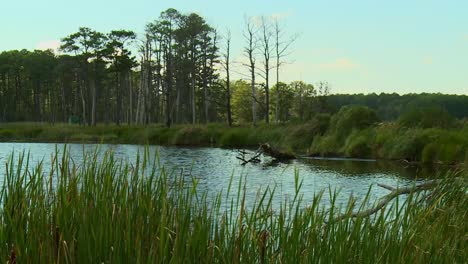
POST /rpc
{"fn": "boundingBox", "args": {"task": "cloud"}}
[270,11,292,21]
[422,56,433,65]
[318,58,359,71]
[249,11,293,26]
[36,40,60,52]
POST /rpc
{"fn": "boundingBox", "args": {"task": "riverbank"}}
[0,121,467,165]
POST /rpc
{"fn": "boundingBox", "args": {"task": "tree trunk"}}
[251,64,257,126]
[90,77,96,126]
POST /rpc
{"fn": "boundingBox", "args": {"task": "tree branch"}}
[327,181,439,224]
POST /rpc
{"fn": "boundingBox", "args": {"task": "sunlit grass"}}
[0,147,465,262]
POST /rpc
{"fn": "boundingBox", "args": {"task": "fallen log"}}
[259,143,296,160]
[327,181,438,224]
[322,177,466,227]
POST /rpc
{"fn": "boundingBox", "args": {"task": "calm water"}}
[0,143,430,210]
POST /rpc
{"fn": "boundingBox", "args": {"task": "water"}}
[0,142,428,211]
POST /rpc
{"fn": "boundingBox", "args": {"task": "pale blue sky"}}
[1,0,467,94]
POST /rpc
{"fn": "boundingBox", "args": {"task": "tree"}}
[105,30,137,125]
[231,80,252,123]
[221,29,233,126]
[243,17,258,126]
[270,82,294,122]
[273,18,298,123]
[60,27,108,126]
[259,16,274,124]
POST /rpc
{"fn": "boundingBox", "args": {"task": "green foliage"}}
[398,106,457,129]
[171,126,211,145]
[270,82,294,122]
[343,129,375,158]
[231,80,254,123]
[1,121,467,164]
[311,106,379,156]
[328,93,468,121]
[331,106,379,140]
[388,129,430,161]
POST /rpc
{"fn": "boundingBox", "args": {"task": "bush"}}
[330,106,379,142]
[343,129,375,158]
[388,130,430,161]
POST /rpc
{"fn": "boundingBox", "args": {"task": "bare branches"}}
[236,143,296,165]
[236,149,262,165]
[273,17,298,123]
[327,181,439,224]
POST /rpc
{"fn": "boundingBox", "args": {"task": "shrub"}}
[388,130,430,161]
[343,129,375,158]
[330,106,379,142]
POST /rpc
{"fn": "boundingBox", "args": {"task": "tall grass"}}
[0,147,466,262]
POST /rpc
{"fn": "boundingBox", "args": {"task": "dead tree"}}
[221,29,233,126]
[259,16,274,124]
[243,17,258,126]
[273,18,298,123]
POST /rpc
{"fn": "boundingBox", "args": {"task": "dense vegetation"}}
[2,104,467,165]
[328,93,468,121]
[1,149,465,262]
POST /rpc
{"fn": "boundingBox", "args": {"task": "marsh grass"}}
[0,147,466,263]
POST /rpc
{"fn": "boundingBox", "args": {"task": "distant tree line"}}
[327,93,468,121]
[0,8,466,126]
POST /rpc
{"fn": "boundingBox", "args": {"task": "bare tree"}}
[274,18,298,123]
[259,16,274,124]
[243,17,258,126]
[221,29,233,126]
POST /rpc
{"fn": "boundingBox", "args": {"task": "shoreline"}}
[1,123,466,167]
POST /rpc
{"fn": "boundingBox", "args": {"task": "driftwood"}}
[236,143,296,165]
[327,180,438,224]
[236,149,262,165]
[259,143,296,160]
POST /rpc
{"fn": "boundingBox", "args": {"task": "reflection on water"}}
[0,142,439,210]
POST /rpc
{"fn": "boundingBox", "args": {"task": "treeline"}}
[327,93,468,121]
[0,8,303,126]
[0,8,466,126]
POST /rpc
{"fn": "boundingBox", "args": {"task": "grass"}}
[0,147,466,262]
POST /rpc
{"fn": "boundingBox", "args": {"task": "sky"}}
[0,0,467,95]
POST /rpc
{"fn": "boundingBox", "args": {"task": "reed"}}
[0,147,466,263]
